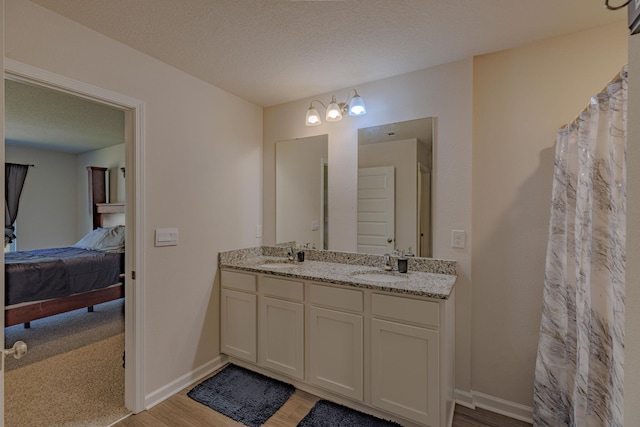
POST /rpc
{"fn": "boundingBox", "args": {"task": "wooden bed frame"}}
[5,166,125,328]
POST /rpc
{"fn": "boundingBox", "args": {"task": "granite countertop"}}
[219,247,457,300]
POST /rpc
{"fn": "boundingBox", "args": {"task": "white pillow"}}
[74,225,125,252]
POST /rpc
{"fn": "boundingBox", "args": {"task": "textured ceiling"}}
[29,0,627,108]
[6,0,627,153]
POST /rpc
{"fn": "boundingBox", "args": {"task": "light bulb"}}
[348,94,366,116]
[326,96,342,122]
[306,107,321,126]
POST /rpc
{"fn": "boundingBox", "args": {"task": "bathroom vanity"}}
[218,246,457,427]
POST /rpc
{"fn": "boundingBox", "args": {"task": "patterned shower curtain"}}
[533,67,627,427]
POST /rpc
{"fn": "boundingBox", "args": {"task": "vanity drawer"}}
[260,276,304,301]
[221,269,257,292]
[372,293,439,328]
[310,284,363,313]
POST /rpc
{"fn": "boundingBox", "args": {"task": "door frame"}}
[3,58,146,413]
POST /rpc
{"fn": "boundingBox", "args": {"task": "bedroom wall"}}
[5,145,78,250]
[472,21,627,412]
[77,143,126,238]
[5,0,263,405]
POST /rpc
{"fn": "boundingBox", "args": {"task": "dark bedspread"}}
[4,247,124,306]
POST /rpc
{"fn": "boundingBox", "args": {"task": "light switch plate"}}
[451,230,465,249]
[155,228,179,247]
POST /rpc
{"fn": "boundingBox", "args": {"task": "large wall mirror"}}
[357,117,433,257]
[275,135,329,249]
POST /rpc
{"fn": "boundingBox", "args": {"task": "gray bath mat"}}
[188,364,294,427]
[298,400,403,427]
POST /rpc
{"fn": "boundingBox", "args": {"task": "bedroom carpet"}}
[4,300,129,427]
[4,298,125,370]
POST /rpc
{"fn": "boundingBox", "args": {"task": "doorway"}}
[3,59,144,421]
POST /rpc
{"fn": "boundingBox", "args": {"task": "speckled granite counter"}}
[219,246,457,299]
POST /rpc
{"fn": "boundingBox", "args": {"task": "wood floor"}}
[114,371,531,427]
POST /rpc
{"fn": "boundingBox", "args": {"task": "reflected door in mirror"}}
[357,166,395,254]
[357,118,433,257]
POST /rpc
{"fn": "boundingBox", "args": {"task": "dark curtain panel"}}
[5,163,30,245]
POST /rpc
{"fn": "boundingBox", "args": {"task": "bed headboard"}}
[87,166,125,229]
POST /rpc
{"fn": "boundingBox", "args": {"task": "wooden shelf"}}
[96,203,125,214]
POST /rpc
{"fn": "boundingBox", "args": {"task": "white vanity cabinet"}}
[220,267,454,427]
[370,293,441,426]
[308,284,364,401]
[220,270,258,362]
[258,276,305,379]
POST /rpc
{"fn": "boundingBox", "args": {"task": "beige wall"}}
[275,135,327,248]
[5,145,78,250]
[472,21,628,410]
[265,20,628,418]
[5,0,263,403]
[625,33,640,425]
[264,59,475,397]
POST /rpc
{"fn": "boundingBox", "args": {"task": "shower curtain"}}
[533,67,627,427]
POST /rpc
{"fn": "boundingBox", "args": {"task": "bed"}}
[4,166,126,328]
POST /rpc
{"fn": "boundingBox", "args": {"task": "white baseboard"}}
[454,389,474,409]
[454,389,533,424]
[144,355,228,409]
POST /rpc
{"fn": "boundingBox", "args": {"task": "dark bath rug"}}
[297,399,404,427]
[187,364,295,427]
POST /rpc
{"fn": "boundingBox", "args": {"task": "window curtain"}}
[533,67,627,426]
[5,163,30,245]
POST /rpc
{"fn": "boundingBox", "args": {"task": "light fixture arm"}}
[308,99,328,110]
[341,89,359,112]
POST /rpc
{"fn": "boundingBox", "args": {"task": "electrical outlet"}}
[256,225,262,238]
[451,230,465,249]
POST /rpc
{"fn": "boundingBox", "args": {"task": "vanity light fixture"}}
[305,89,366,126]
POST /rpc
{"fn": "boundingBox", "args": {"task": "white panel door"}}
[357,166,395,254]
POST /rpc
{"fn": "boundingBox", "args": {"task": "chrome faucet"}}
[383,254,393,271]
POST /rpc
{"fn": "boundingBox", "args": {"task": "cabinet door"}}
[309,306,363,400]
[221,289,257,363]
[259,296,305,379]
[371,318,439,426]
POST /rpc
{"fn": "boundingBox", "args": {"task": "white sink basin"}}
[352,272,407,283]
